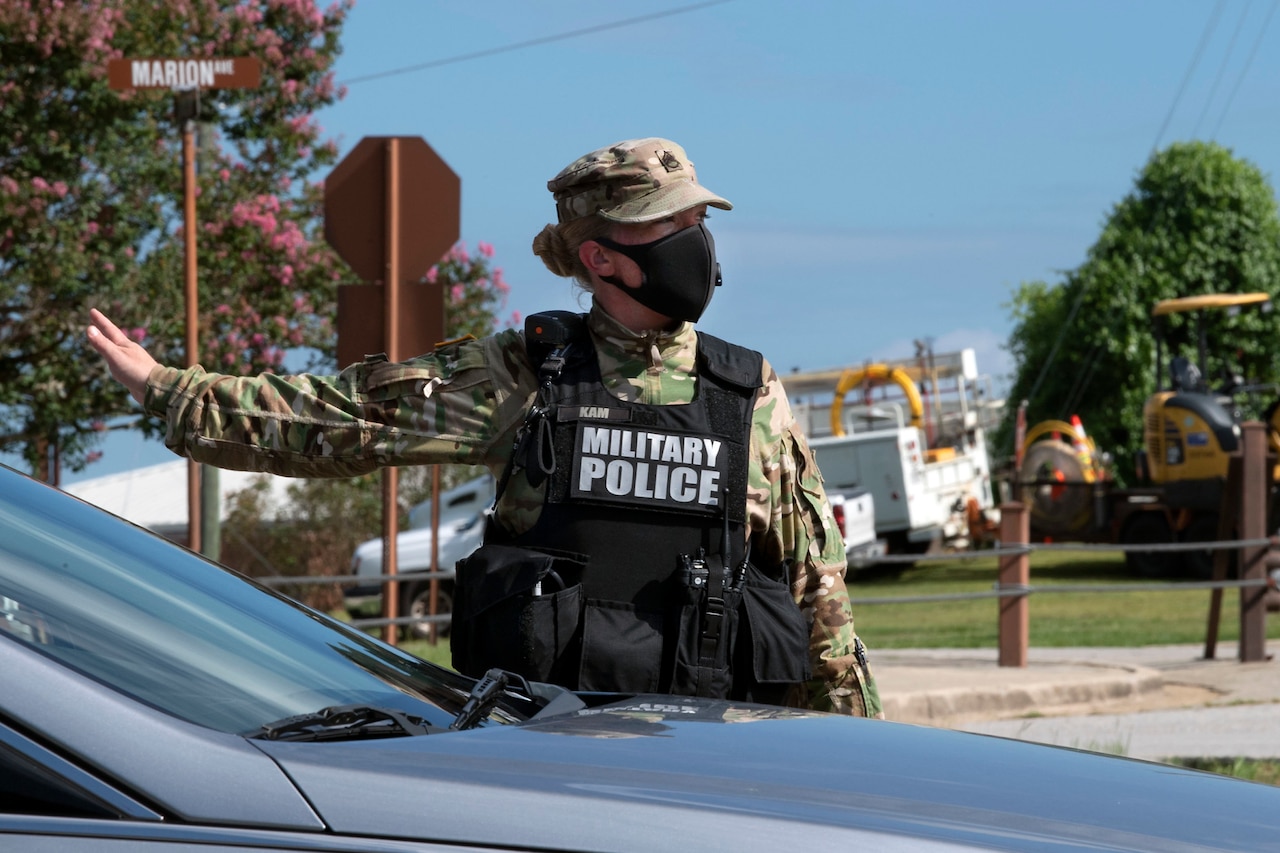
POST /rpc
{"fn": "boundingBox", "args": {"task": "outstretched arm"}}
[86,308,156,405]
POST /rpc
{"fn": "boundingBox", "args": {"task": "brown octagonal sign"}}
[324,136,460,283]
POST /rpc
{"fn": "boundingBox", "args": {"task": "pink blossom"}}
[219,168,231,181]
[215,304,231,315]
[450,284,463,301]
[425,266,438,284]
[51,181,68,198]
[31,176,49,192]
[477,241,495,258]
[127,327,146,342]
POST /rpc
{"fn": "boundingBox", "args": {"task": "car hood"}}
[254,697,1280,852]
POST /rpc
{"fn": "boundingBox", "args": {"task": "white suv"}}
[344,475,494,638]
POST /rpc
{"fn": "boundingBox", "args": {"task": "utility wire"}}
[1019,1,1229,428]
[340,0,736,86]
[1210,0,1280,139]
[1151,0,1225,154]
[1192,0,1250,139]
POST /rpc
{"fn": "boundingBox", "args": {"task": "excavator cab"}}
[1138,293,1269,499]
[1132,293,1272,578]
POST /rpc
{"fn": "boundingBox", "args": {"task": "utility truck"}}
[782,348,1003,569]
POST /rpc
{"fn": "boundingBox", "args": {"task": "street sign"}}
[325,136,460,285]
[107,55,261,558]
[324,136,461,647]
[108,57,261,91]
[336,283,443,368]
[326,136,459,363]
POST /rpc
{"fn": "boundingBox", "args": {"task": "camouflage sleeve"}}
[141,330,538,478]
[750,358,883,719]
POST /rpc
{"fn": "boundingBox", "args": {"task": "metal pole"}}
[998,501,1029,667]
[380,139,401,645]
[428,465,441,643]
[1239,421,1267,662]
[182,112,202,554]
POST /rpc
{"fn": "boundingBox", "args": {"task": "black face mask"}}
[595,222,722,323]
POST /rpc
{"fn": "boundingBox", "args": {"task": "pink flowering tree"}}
[0,0,354,476]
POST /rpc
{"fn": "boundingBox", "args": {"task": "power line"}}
[1191,0,1250,139]
[340,0,736,86]
[1210,0,1280,139]
[1022,1,1233,424]
[1151,0,1224,155]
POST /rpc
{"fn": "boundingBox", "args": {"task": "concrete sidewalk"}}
[874,642,1280,759]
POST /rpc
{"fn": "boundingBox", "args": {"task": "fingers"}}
[86,310,155,405]
[87,308,130,347]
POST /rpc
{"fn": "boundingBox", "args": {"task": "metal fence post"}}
[998,501,1030,667]
[1239,421,1268,662]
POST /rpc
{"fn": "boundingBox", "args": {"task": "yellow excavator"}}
[1019,292,1275,577]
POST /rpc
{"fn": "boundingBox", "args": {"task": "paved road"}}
[873,642,1280,761]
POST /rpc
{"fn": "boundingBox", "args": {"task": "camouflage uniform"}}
[142,135,882,717]
[143,302,881,717]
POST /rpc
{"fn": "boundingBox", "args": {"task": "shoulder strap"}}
[695,332,764,392]
[493,311,590,508]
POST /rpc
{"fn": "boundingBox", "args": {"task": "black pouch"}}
[579,599,665,693]
[739,561,811,688]
[670,570,742,700]
[451,543,586,685]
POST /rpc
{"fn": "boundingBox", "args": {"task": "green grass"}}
[850,550,1280,648]
[1170,758,1280,786]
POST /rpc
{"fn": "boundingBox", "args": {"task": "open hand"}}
[86,309,158,405]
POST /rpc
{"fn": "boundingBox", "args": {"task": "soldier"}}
[87,137,883,717]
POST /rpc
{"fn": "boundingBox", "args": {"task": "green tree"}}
[999,141,1280,483]
[0,0,353,477]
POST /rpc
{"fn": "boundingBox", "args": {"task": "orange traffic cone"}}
[1070,414,1096,481]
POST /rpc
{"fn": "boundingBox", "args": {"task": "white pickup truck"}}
[784,348,1002,570]
[343,475,493,638]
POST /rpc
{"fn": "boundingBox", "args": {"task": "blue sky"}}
[46,0,1280,482]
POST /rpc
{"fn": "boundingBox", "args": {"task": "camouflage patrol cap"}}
[548,138,733,224]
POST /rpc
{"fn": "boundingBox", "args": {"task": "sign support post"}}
[324,136,459,646]
[109,57,261,555]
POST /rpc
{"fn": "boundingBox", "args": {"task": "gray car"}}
[2,462,1279,852]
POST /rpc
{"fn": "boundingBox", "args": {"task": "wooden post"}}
[1239,421,1268,662]
[381,138,402,646]
[182,110,202,555]
[1203,455,1241,660]
[998,501,1030,667]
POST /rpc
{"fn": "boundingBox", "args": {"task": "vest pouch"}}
[579,599,665,693]
[669,580,742,700]
[740,561,811,687]
[452,543,585,685]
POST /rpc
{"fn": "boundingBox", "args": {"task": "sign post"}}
[325,136,460,644]
[108,57,260,555]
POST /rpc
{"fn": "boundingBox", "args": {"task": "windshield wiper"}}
[450,668,512,731]
[251,704,445,742]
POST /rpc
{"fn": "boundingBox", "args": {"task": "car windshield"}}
[0,465,532,735]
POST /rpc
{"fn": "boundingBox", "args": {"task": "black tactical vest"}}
[451,316,811,703]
